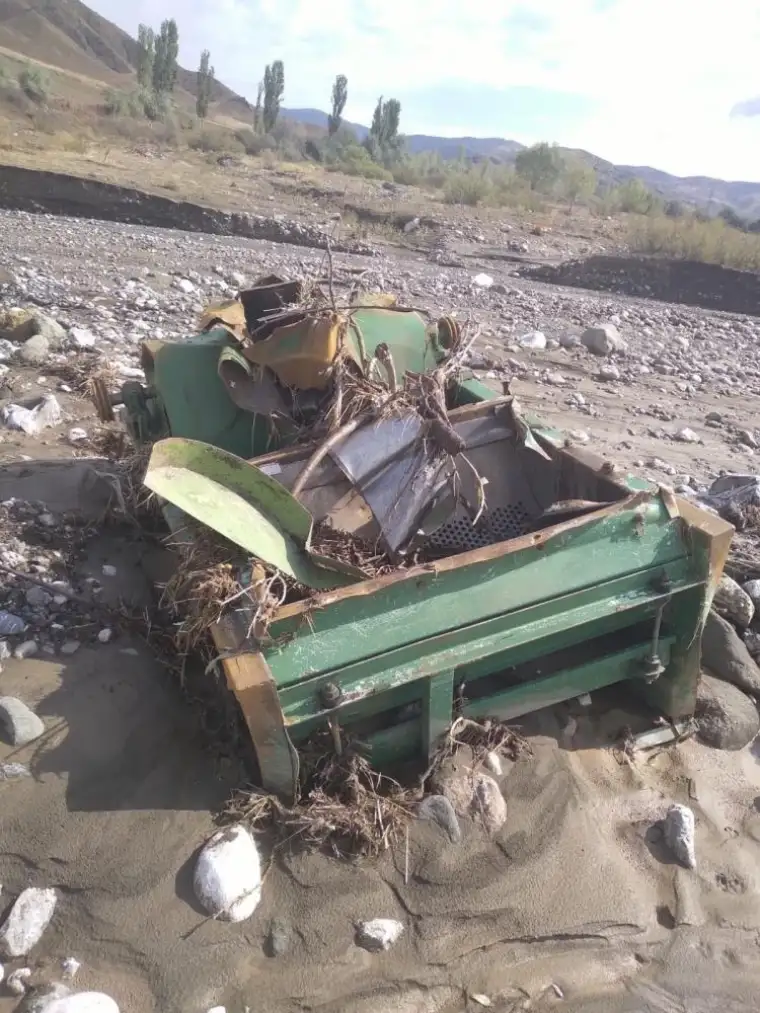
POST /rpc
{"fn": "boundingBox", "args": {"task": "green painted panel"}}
[277,563,697,725]
[266,499,688,684]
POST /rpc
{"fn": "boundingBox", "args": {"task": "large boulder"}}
[701,611,760,696]
[581,324,626,356]
[696,672,759,750]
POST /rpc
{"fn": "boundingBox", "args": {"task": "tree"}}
[562,159,597,208]
[253,80,264,133]
[136,24,154,89]
[152,19,179,94]
[613,178,659,214]
[514,142,564,191]
[196,49,214,119]
[328,74,347,135]
[366,96,402,160]
[263,60,284,132]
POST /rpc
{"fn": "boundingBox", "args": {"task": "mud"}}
[521,255,760,317]
[0,164,373,255]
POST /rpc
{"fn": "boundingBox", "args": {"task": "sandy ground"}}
[3,618,760,1012]
[2,213,760,1010]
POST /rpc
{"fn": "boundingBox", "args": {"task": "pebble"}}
[266,918,290,958]
[6,966,31,995]
[67,326,97,348]
[518,330,547,350]
[598,363,621,381]
[62,957,81,980]
[674,427,700,444]
[0,886,57,957]
[0,696,45,746]
[470,772,507,833]
[581,324,626,356]
[101,564,118,577]
[98,628,113,644]
[355,918,404,952]
[14,640,38,660]
[471,273,493,288]
[0,611,26,636]
[417,794,462,843]
[663,804,696,870]
[193,825,262,923]
[68,427,89,443]
[175,278,195,294]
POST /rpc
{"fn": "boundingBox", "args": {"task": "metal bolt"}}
[320,682,343,709]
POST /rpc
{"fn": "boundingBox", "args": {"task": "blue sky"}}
[90,0,760,181]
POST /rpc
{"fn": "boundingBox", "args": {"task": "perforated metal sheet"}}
[426,502,534,554]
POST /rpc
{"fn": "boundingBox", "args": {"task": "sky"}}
[89,0,760,181]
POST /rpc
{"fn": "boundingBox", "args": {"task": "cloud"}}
[89,0,760,179]
[732,97,760,118]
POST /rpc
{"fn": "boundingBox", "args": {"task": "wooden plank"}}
[211,616,300,802]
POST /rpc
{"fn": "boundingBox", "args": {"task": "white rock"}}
[97,629,113,644]
[483,751,502,776]
[227,271,246,288]
[2,395,63,435]
[559,333,580,348]
[598,363,621,381]
[0,961,3,984]
[29,988,119,1012]
[403,217,421,234]
[471,273,494,288]
[193,825,261,923]
[356,918,404,952]
[674,427,700,444]
[663,804,696,869]
[0,611,27,636]
[518,330,547,350]
[6,966,30,995]
[62,956,81,979]
[713,575,755,627]
[581,324,626,356]
[206,1008,227,1013]
[68,428,89,443]
[743,579,760,607]
[67,327,97,349]
[101,565,117,577]
[470,773,507,832]
[0,886,57,957]
[14,640,38,660]
[175,278,195,294]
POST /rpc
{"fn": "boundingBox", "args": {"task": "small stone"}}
[0,641,10,661]
[738,430,758,449]
[598,363,621,381]
[0,697,45,746]
[518,330,547,350]
[6,966,31,995]
[417,795,461,843]
[0,611,26,636]
[266,918,290,957]
[62,957,81,979]
[67,327,97,349]
[470,773,507,833]
[18,333,50,365]
[544,372,567,386]
[355,919,404,952]
[581,324,626,356]
[38,512,57,527]
[744,580,760,608]
[26,585,52,607]
[696,673,759,750]
[663,804,696,870]
[0,886,57,957]
[68,428,88,443]
[13,640,37,660]
[559,333,580,348]
[101,565,117,577]
[175,278,195,294]
[60,641,81,656]
[483,750,503,776]
[471,273,494,288]
[674,427,700,444]
[568,429,591,444]
[98,628,113,644]
[0,763,31,780]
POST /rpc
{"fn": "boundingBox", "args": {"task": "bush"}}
[18,65,49,104]
[606,178,661,215]
[664,199,685,218]
[628,214,760,271]
[234,128,276,156]
[443,170,492,205]
[188,126,239,152]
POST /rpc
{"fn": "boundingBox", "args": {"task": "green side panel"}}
[144,438,362,590]
[266,498,687,684]
[350,309,443,375]
[149,329,257,458]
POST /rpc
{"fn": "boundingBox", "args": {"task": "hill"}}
[1,0,759,216]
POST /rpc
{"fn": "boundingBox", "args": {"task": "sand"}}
[2,463,760,1012]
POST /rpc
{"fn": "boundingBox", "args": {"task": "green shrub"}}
[18,65,49,104]
[442,170,492,205]
[234,128,277,156]
[628,214,760,271]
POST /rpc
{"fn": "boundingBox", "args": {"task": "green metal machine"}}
[100,282,733,802]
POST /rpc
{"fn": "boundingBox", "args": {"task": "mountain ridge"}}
[1,0,759,215]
